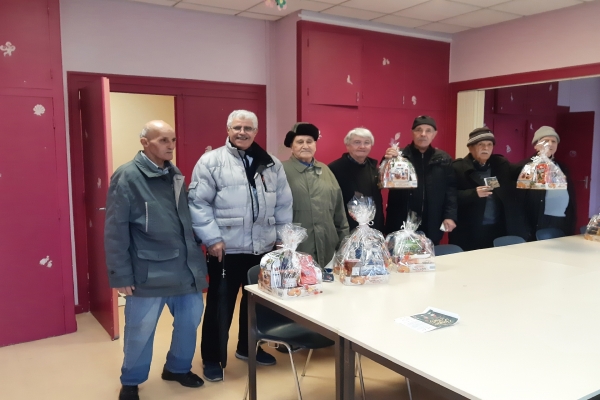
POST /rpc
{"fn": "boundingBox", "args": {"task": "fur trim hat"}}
[284,123,319,148]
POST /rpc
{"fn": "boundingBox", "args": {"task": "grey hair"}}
[140,127,150,138]
[344,127,374,146]
[227,110,258,130]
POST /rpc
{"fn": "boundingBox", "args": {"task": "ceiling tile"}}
[448,0,512,7]
[491,0,584,16]
[395,0,480,22]
[182,0,263,11]
[175,2,239,14]
[371,14,430,28]
[442,8,521,27]
[247,0,332,16]
[417,21,470,33]
[342,0,429,14]
[129,0,178,6]
[320,6,386,20]
[237,11,283,20]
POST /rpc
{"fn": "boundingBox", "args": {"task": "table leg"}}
[343,337,356,400]
[248,293,257,400]
[335,336,355,400]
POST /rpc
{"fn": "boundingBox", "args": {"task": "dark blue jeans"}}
[120,292,204,386]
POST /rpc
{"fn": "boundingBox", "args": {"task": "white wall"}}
[450,2,600,83]
[60,0,268,85]
[557,78,600,216]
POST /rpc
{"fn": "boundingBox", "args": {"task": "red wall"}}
[297,21,452,163]
[0,0,76,346]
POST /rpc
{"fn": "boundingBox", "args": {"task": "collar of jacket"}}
[402,142,448,164]
[225,139,275,168]
[289,155,323,174]
[344,153,377,167]
[134,151,182,178]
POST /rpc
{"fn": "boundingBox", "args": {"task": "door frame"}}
[67,72,266,313]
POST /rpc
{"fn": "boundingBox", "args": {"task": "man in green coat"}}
[282,123,349,267]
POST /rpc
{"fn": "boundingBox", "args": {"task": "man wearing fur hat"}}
[188,110,293,382]
[512,126,576,237]
[282,123,349,267]
[449,127,528,251]
[384,116,457,245]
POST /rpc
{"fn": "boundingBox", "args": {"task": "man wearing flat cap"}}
[449,127,528,251]
[384,115,457,245]
[282,122,349,267]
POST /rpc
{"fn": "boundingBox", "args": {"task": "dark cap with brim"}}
[284,123,319,148]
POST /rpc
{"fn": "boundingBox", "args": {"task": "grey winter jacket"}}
[104,151,208,297]
[188,140,293,255]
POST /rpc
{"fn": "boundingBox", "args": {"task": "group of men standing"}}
[105,111,574,400]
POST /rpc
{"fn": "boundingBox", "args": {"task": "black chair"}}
[493,235,526,247]
[580,225,588,234]
[244,265,365,400]
[434,244,463,256]
[536,228,565,241]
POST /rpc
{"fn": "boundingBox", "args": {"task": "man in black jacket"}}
[511,126,576,238]
[384,116,457,245]
[449,127,529,251]
[329,127,384,232]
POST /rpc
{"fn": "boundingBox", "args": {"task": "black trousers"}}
[200,253,264,365]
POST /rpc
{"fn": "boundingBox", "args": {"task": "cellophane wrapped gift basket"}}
[258,223,323,299]
[517,139,567,190]
[333,194,393,285]
[584,214,600,242]
[379,135,418,189]
[386,212,435,273]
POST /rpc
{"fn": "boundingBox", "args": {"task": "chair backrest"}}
[247,265,294,332]
[493,235,526,247]
[536,228,565,241]
[434,244,463,256]
[580,225,588,235]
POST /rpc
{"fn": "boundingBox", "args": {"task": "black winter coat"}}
[384,143,457,245]
[449,154,530,250]
[511,155,576,237]
[328,154,384,232]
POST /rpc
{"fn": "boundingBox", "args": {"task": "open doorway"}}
[67,72,266,339]
[109,92,176,307]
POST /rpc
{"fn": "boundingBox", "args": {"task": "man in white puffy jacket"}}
[188,110,293,382]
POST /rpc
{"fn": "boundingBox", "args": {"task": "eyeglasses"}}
[229,126,256,133]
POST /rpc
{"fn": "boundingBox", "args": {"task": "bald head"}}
[140,120,174,139]
[140,120,176,168]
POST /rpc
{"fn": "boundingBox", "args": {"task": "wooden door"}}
[306,30,362,106]
[493,115,527,162]
[526,82,558,116]
[360,34,405,109]
[0,0,53,90]
[0,95,66,346]
[178,95,265,182]
[556,112,594,231]
[496,86,527,115]
[80,77,119,339]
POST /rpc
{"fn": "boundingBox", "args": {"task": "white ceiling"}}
[126,0,597,34]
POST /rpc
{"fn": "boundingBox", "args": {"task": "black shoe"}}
[161,368,204,388]
[235,347,277,366]
[119,385,139,400]
[203,361,223,382]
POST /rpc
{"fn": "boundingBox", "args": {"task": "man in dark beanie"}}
[449,127,528,250]
[384,115,457,245]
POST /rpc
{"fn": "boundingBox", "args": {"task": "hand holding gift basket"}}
[258,223,323,299]
[334,194,393,285]
[385,212,435,273]
[379,134,418,189]
[517,139,567,190]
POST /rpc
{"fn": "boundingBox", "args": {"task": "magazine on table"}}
[395,307,460,333]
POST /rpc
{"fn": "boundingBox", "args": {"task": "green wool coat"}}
[282,156,349,267]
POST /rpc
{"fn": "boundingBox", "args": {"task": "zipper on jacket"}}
[145,202,149,232]
[421,153,426,215]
